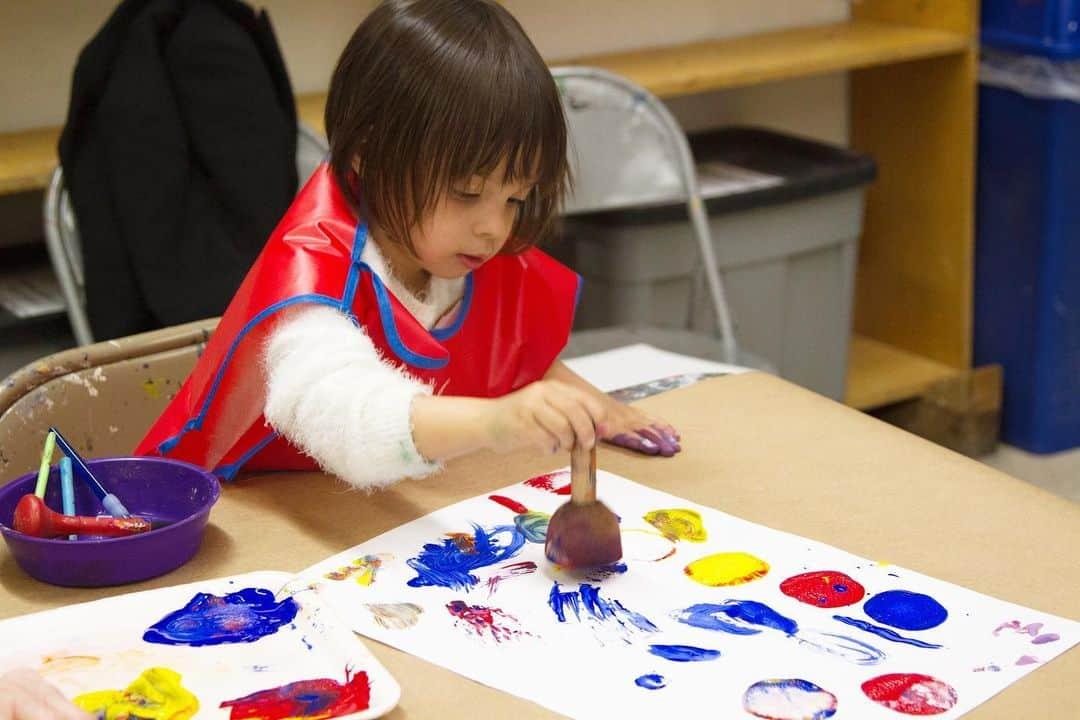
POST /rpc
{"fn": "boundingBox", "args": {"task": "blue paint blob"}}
[743,678,837,719]
[143,587,298,646]
[648,644,721,662]
[548,582,657,632]
[863,590,948,631]
[832,615,943,649]
[635,673,666,690]
[406,525,525,590]
[675,600,799,636]
[834,584,848,593]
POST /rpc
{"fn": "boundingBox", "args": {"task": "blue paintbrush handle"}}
[49,426,130,518]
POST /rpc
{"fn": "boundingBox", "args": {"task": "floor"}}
[1,321,1076,505]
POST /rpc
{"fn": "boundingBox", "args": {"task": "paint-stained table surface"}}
[1,373,1077,718]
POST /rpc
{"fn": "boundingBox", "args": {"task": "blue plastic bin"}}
[975,50,1080,453]
[982,0,1080,58]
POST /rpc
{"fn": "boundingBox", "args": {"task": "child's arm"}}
[543,361,681,456]
[410,379,609,461]
[0,669,92,720]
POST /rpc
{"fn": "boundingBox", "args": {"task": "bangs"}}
[325,0,569,254]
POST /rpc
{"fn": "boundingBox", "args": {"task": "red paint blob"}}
[219,668,370,719]
[446,600,529,642]
[525,473,572,495]
[489,495,530,514]
[779,570,866,608]
[861,673,957,715]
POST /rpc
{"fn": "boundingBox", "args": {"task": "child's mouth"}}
[457,253,486,270]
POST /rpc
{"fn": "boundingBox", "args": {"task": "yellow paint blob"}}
[643,508,707,542]
[75,667,198,720]
[684,552,770,586]
[324,554,388,585]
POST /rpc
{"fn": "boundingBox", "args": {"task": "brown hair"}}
[324,0,568,254]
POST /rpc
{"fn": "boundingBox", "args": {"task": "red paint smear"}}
[446,600,529,642]
[525,473,571,495]
[486,561,538,596]
[219,668,370,719]
[780,570,866,608]
[489,495,530,514]
[861,673,957,716]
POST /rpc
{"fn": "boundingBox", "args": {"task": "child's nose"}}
[472,205,513,242]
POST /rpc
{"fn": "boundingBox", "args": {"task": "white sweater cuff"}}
[263,305,441,490]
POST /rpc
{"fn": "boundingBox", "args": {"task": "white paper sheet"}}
[0,571,400,719]
[563,343,748,393]
[292,472,1080,720]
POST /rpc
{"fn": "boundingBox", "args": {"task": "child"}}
[0,668,91,719]
[136,0,680,487]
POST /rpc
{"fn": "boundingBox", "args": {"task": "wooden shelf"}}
[561,19,969,97]
[845,335,960,411]
[0,126,60,195]
[0,19,969,195]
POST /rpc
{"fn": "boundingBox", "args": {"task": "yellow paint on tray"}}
[643,508,707,542]
[75,667,199,720]
[684,552,770,586]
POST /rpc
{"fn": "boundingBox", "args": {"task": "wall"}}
[0,0,849,142]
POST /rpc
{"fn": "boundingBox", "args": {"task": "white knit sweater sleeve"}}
[263,304,441,490]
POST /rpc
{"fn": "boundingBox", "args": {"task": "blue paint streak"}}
[832,615,943,648]
[810,632,887,665]
[548,582,657,632]
[585,562,628,581]
[675,600,799,636]
[548,582,581,622]
[143,587,298,646]
[864,590,948,631]
[648,644,721,662]
[406,525,525,590]
[635,674,666,690]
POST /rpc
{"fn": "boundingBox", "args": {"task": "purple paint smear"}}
[648,644,721,662]
[548,582,657,633]
[833,615,943,649]
[407,525,525,591]
[144,587,298,646]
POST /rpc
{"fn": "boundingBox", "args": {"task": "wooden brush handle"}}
[570,443,597,505]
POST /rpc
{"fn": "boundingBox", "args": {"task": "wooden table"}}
[1,373,1077,718]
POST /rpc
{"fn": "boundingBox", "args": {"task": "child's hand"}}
[485,380,608,454]
[600,400,681,457]
[0,668,92,720]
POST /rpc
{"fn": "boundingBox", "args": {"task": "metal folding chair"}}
[553,66,760,367]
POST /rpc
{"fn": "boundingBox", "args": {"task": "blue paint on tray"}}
[143,587,298,646]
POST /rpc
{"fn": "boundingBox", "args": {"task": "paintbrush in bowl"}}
[544,441,622,569]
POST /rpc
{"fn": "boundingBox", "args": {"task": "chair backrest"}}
[551,67,738,363]
[0,318,218,484]
[43,122,329,347]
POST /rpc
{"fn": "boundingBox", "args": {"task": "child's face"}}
[409,158,535,280]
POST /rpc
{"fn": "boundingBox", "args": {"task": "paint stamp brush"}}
[49,426,131,517]
[33,430,56,499]
[544,442,622,569]
[60,456,77,540]
[13,494,152,539]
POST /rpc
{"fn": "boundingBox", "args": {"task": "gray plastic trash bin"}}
[562,127,876,400]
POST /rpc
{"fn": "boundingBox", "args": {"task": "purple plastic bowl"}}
[0,457,220,587]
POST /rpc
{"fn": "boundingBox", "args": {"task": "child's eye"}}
[508,197,526,206]
[453,189,481,200]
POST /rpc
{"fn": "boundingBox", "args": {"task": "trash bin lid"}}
[571,126,877,225]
